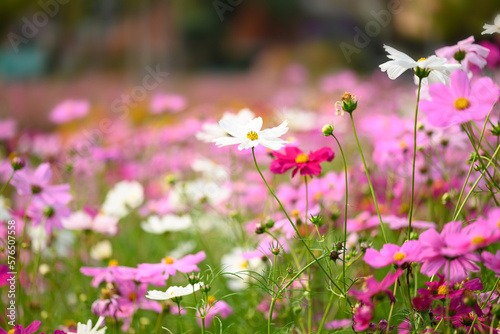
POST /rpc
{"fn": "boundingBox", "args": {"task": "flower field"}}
[2,11,500,334]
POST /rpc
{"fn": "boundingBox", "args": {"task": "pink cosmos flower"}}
[346,212,380,233]
[11,163,72,206]
[0,320,41,334]
[196,299,233,327]
[62,209,119,236]
[482,250,500,276]
[150,93,187,114]
[364,241,422,268]
[81,262,141,287]
[350,269,402,304]
[479,41,500,68]
[137,251,206,281]
[419,70,500,128]
[383,215,436,230]
[49,99,90,124]
[419,221,481,283]
[324,319,352,330]
[270,146,334,177]
[435,36,490,72]
[28,199,71,234]
[352,303,374,332]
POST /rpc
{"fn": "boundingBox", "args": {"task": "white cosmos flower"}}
[379,45,461,84]
[141,214,192,234]
[90,240,113,261]
[213,116,288,151]
[101,181,144,218]
[75,316,106,334]
[146,282,204,300]
[196,108,255,142]
[482,14,500,35]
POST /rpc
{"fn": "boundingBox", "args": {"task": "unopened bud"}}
[322,124,334,136]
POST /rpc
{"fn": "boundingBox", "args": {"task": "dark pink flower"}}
[350,269,402,304]
[270,146,334,177]
[482,250,500,276]
[352,303,374,332]
[0,321,41,334]
[419,70,500,128]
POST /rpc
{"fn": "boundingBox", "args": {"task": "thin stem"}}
[454,144,500,220]
[251,148,348,302]
[348,114,387,243]
[408,77,423,239]
[0,170,14,195]
[386,281,398,334]
[453,162,475,219]
[304,176,312,333]
[331,133,349,294]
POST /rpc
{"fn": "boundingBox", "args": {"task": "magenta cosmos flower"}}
[0,321,41,334]
[270,146,334,177]
[350,269,402,304]
[137,251,206,281]
[364,240,422,268]
[419,70,500,128]
[419,221,481,283]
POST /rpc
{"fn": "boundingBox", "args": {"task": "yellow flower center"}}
[472,235,485,245]
[454,97,470,110]
[418,57,427,62]
[100,287,114,299]
[295,154,309,164]
[129,292,137,302]
[207,295,216,305]
[314,192,323,201]
[291,209,301,217]
[240,260,248,269]
[399,141,407,149]
[496,220,500,228]
[108,259,119,267]
[341,92,354,102]
[393,252,406,261]
[8,329,15,334]
[164,257,175,264]
[246,131,259,141]
[437,284,448,295]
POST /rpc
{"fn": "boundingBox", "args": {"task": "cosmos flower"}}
[73,317,106,334]
[419,70,500,128]
[482,250,500,276]
[350,269,402,304]
[435,36,490,72]
[482,14,500,35]
[196,297,233,328]
[0,321,41,334]
[364,240,422,268]
[146,282,204,300]
[49,99,90,124]
[150,93,186,114]
[137,251,206,282]
[213,116,288,151]
[62,209,119,236]
[270,146,334,177]
[196,108,255,143]
[379,45,461,83]
[101,181,144,218]
[141,214,192,234]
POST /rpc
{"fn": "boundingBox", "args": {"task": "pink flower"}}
[383,215,436,230]
[11,163,72,206]
[352,303,374,332]
[419,222,480,283]
[270,146,334,177]
[0,320,41,334]
[350,269,402,304]
[0,119,17,140]
[435,36,490,72]
[197,299,233,328]
[27,200,70,234]
[324,319,352,330]
[364,241,422,268]
[419,70,500,128]
[137,251,206,281]
[49,99,90,124]
[150,93,186,114]
[479,41,500,69]
[482,250,500,276]
[346,212,379,233]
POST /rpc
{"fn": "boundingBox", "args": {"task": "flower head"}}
[270,146,334,178]
[419,70,500,128]
[380,45,461,83]
[436,36,490,72]
[146,282,203,300]
[213,116,288,151]
[364,240,422,268]
[482,14,500,35]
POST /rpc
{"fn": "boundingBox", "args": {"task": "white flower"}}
[191,158,229,183]
[276,108,318,131]
[62,211,118,235]
[213,116,288,151]
[146,282,204,300]
[101,181,144,218]
[0,196,11,221]
[141,214,192,234]
[482,14,500,35]
[90,240,113,261]
[379,45,461,84]
[75,316,106,334]
[221,248,265,291]
[196,108,255,142]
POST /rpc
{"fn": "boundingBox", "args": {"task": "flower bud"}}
[201,284,211,293]
[188,274,200,284]
[254,223,265,235]
[329,250,339,261]
[340,92,358,113]
[271,247,280,256]
[309,214,323,226]
[265,218,275,229]
[9,154,25,171]
[441,193,451,205]
[322,124,334,136]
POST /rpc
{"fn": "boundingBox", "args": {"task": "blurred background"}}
[1,0,500,127]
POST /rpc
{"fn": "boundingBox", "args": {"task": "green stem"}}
[304,176,312,334]
[251,148,348,302]
[454,143,500,220]
[408,77,423,240]
[386,280,398,334]
[331,134,349,294]
[466,277,500,334]
[348,114,387,243]
[0,170,14,195]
